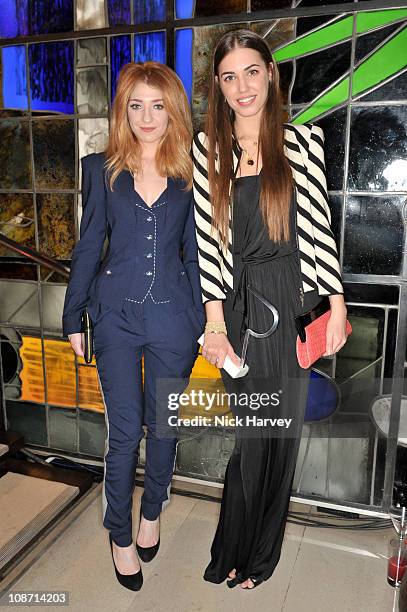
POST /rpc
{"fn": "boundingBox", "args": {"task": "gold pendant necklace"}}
[240,140,258,166]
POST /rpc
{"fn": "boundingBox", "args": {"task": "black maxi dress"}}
[203,172,320,586]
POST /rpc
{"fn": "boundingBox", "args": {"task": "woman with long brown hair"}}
[193,29,349,589]
[63,61,205,591]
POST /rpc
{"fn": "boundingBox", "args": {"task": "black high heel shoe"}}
[109,533,143,591]
[136,507,160,562]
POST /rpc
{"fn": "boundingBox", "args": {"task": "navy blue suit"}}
[63,153,205,546]
[63,153,204,334]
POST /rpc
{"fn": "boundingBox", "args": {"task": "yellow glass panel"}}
[20,337,226,415]
[20,336,45,403]
[78,364,104,412]
[44,338,76,406]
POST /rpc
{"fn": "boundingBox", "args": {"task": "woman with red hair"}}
[63,62,204,591]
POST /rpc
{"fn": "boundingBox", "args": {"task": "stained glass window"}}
[134,0,166,24]
[348,106,407,191]
[76,0,106,30]
[0,120,31,189]
[107,0,131,26]
[0,1,29,38]
[0,194,35,257]
[0,0,74,38]
[175,29,193,104]
[134,32,166,64]
[1,46,28,112]
[76,66,108,115]
[29,42,74,114]
[343,196,405,275]
[194,0,246,17]
[36,194,76,259]
[110,36,131,102]
[29,0,73,35]
[77,38,107,65]
[32,120,75,189]
[78,118,109,158]
[175,0,194,19]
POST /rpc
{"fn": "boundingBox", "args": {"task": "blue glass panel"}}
[0,0,29,38]
[110,36,131,103]
[175,29,193,104]
[1,46,28,110]
[134,0,166,23]
[107,0,131,26]
[305,370,338,422]
[29,0,73,35]
[175,0,194,19]
[29,42,74,114]
[134,32,166,64]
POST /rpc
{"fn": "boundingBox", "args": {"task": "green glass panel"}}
[274,9,407,64]
[273,17,353,62]
[292,23,407,124]
[353,27,407,97]
[292,78,349,125]
[357,9,407,35]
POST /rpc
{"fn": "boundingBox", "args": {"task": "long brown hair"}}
[206,29,293,246]
[106,61,193,190]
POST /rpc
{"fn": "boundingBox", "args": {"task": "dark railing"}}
[0,234,70,279]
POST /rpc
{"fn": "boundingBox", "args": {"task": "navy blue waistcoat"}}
[62,152,204,336]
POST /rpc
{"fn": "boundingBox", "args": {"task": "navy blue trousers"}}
[93,296,202,547]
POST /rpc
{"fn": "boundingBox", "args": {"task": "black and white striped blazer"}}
[192,122,344,303]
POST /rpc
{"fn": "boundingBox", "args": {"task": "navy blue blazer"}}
[62,152,204,336]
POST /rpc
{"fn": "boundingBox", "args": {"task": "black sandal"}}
[227,575,263,590]
[246,577,263,589]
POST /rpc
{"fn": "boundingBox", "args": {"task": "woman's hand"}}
[68,332,85,358]
[202,332,241,369]
[323,295,348,357]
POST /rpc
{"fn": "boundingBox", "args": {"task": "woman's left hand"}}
[323,296,348,357]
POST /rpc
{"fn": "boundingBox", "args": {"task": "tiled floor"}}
[0,483,401,612]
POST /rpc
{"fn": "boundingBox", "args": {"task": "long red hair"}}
[105,61,193,190]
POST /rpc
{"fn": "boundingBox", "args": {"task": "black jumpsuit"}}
[203,172,320,585]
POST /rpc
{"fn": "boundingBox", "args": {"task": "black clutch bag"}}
[81,308,94,364]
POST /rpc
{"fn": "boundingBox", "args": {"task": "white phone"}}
[198,334,249,378]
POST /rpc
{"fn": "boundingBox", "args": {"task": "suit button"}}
[145,271,153,276]
[146,234,153,240]
[106,270,112,275]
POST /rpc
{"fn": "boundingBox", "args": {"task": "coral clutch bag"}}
[294,299,352,369]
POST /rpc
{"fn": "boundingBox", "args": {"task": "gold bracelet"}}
[205,321,227,334]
